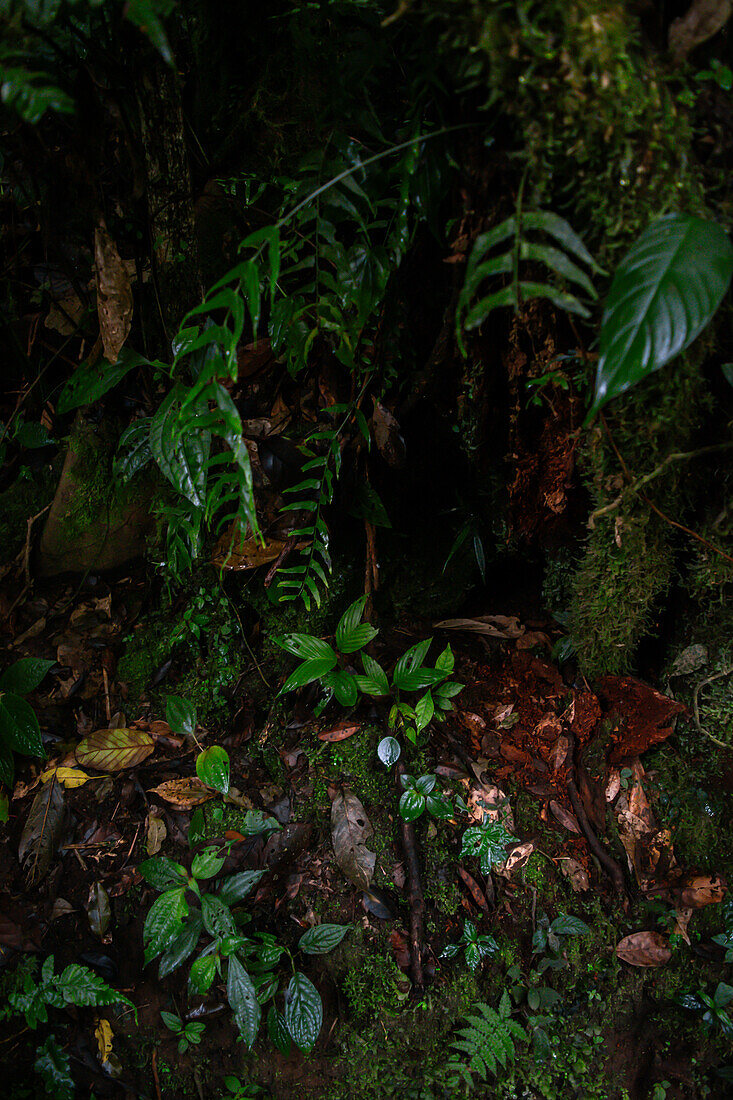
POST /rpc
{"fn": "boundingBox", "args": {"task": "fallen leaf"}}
[94,224,133,362]
[18,777,65,887]
[390,930,411,971]
[616,931,671,967]
[674,873,727,909]
[549,799,581,835]
[145,813,167,856]
[317,722,361,743]
[457,866,489,910]
[672,907,693,944]
[669,644,708,679]
[87,882,111,938]
[76,728,155,772]
[39,765,95,789]
[549,736,570,771]
[331,789,376,891]
[597,677,686,760]
[50,898,75,920]
[559,858,590,893]
[435,615,524,639]
[148,777,215,808]
[212,528,291,571]
[363,887,394,920]
[501,840,535,875]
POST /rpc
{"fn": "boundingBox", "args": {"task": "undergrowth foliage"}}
[446,991,527,1090]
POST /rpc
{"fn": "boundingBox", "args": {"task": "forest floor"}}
[1,549,732,1100]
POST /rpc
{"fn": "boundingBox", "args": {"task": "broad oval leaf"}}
[189,955,217,996]
[399,789,425,822]
[0,692,44,757]
[285,972,322,1053]
[143,887,188,965]
[377,736,401,767]
[196,746,230,795]
[75,728,154,772]
[201,893,236,939]
[165,696,196,738]
[298,923,350,955]
[57,349,145,415]
[591,214,733,416]
[0,658,55,695]
[331,790,375,890]
[148,777,215,808]
[191,847,226,880]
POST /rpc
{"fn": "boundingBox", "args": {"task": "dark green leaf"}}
[399,789,425,821]
[0,693,44,757]
[0,659,55,696]
[217,871,265,906]
[138,858,188,892]
[158,912,203,979]
[285,972,322,1053]
[191,847,226,880]
[201,894,237,940]
[196,746,230,796]
[590,214,733,416]
[550,914,590,937]
[267,1006,291,1056]
[56,964,133,1008]
[166,696,196,738]
[277,635,336,661]
[58,349,146,415]
[298,924,349,955]
[143,887,189,965]
[280,656,337,693]
[189,955,217,996]
[227,955,261,1048]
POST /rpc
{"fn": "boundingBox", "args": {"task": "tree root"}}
[566,733,627,899]
[396,760,426,994]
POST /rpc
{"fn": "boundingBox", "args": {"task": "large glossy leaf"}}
[590,214,733,417]
[57,349,146,415]
[0,693,44,757]
[0,659,55,696]
[227,955,261,1048]
[285,972,322,1053]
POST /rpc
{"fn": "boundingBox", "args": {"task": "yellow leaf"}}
[95,1018,114,1063]
[40,766,94,789]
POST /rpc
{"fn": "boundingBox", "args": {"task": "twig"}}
[151,1046,162,1100]
[566,733,627,897]
[589,443,733,528]
[691,665,733,751]
[395,760,425,994]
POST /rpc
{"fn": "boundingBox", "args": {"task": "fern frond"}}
[446,1000,528,1092]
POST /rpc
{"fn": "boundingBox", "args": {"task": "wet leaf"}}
[285,972,322,1053]
[196,745,230,795]
[94,225,133,363]
[87,883,111,938]
[377,736,401,766]
[298,924,350,954]
[331,790,376,890]
[317,722,361,743]
[18,776,65,886]
[75,728,155,772]
[0,658,55,695]
[0,692,44,758]
[148,777,216,808]
[616,931,671,967]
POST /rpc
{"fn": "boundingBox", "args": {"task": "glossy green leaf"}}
[55,964,133,1009]
[550,913,590,937]
[426,793,454,820]
[298,923,349,955]
[321,670,359,707]
[0,659,55,696]
[191,846,226,880]
[201,893,237,940]
[356,654,389,696]
[217,870,265,907]
[399,789,425,821]
[0,693,44,757]
[158,912,204,979]
[165,695,196,738]
[414,692,434,732]
[138,858,188,892]
[196,746,230,796]
[189,955,217,996]
[267,1006,291,1055]
[277,634,336,661]
[227,955,261,1048]
[590,214,733,417]
[280,656,337,693]
[415,773,436,796]
[143,887,188,965]
[285,972,322,1053]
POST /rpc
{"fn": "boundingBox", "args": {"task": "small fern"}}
[445,992,528,1090]
[456,195,603,353]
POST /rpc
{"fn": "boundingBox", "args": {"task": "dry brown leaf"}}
[549,735,570,772]
[94,225,133,362]
[371,400,405,467]
[331,789,376,891]
[435,615,524,639]
[76,728,155,772]
[212,528,292,571]
[501,841,535,875]
[317,722,361,743]
[674,873,727,909]
[50,898,75,921]
[18,777,65,887]
[559,858,590,892]
[549,799,581,835]
[616,931,671,967]
[145,813,167,856]
[597,676,686,760]
[672,907,693,944]
[149,777,215,808]
[457,866,489,909]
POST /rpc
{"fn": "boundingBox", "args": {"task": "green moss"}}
[0,462,59,558]
[343,952,410,1024]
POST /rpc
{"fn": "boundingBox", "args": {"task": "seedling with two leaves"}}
[531,911,590,972]
[140,811,349,1052]
[398,772,455,823]
[165,695,231,797]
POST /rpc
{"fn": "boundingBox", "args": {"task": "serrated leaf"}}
[0,659,55,695]
[298,924,349,955]
[590,214,733,416]
[196,746,230,795]
[0,692,44,757]
[285,972,322,1053]
[227,955,261,1048]
[377,736,401,767]
[75,727,154,772]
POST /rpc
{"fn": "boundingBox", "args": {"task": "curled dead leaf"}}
[559,858,590,893]
[317,722,361,743]
[549,799,581,835]
[457,866,489,910]
[675,873,726,909]
[616,931,671,968]
[501,841,535,875]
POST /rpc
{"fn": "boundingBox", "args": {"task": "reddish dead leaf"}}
[616,931,671,967]
[569,692,602,743]
[673,873,726,909]
[516,631,551,650]
[534,713,563,742]
[148,777,215,808]
[549,799,581,834]
[212,527,291,571]
[76,728,155,772]
[597,676,686,761]
[457,866,488,910]
[390,930,411,971]
[499,742,531,765]
[317,722,361,743]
